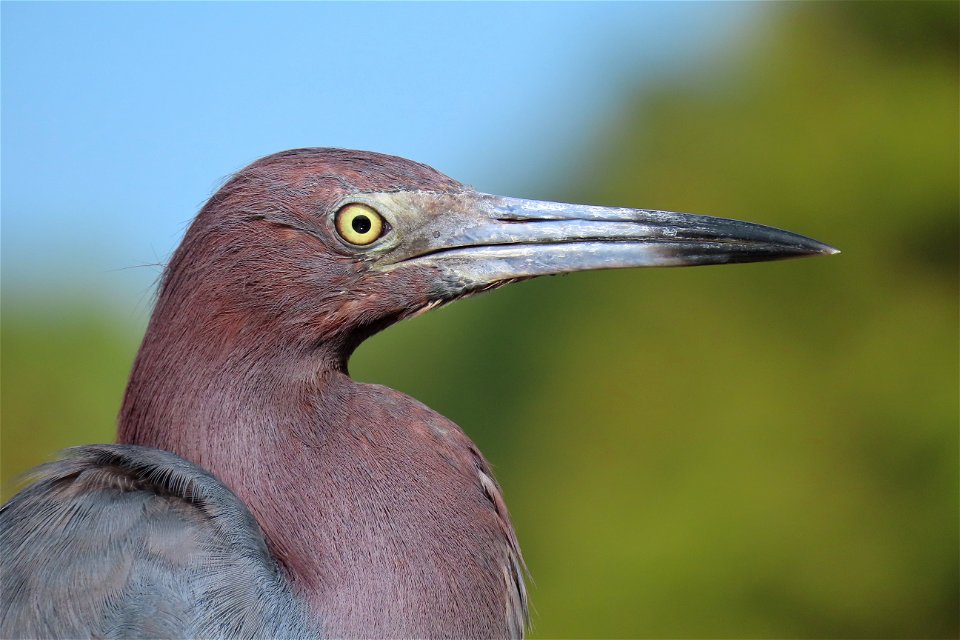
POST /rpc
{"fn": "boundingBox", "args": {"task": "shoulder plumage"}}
[1,444,318,639]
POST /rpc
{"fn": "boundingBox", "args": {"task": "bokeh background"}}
[2,2,957,638]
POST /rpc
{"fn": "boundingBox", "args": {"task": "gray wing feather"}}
[1,444,319,639]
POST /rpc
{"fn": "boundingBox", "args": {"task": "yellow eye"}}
[335,203,385,246]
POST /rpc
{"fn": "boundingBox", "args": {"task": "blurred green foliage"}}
[2,304,144,490]
[2,2,957,637]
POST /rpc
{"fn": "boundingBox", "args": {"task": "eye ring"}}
[335,203,386,246]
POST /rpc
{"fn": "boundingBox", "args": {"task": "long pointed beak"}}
[375,191,838,297]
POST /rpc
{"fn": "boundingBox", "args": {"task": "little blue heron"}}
[0,149,836,639]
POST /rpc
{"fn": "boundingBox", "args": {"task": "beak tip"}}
[792,233,839,257]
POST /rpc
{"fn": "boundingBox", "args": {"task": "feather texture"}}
[0,445,316,639]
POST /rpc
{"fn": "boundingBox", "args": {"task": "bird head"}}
[158,148,836,367]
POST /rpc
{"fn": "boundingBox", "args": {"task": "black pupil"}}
[351,215,372,235]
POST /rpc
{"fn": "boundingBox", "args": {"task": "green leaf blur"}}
[2,3,957,637]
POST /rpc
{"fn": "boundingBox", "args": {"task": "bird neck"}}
[117,292,527,637]
[118,294,346,454]
[117,303,353,591]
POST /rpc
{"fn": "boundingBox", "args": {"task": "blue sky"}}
[2,2,758,304]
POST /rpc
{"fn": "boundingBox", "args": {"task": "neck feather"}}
[117,290,527,638]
